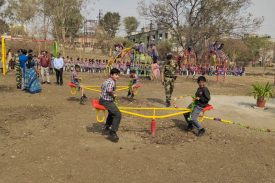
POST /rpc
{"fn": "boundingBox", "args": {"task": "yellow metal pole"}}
[2,37,7,75]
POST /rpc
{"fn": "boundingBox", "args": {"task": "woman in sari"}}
[25,55,41,94]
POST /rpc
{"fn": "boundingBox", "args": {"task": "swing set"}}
[1,35,59,75]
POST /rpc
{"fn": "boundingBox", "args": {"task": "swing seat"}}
[92,100,107,110]
[203,104,214,112]
[68,82,77,88]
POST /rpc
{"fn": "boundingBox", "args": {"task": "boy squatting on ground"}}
[99,68,122,142]
[184,76,210,136]
[127,69,139,99]
[71,65,87,104]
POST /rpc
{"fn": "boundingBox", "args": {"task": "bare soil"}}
[0,72,275,183]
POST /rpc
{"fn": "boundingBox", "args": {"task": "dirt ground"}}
[0,71,275,183]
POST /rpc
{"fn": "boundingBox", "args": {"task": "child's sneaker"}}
[108,131,119,142]
[80,97,84,105]
[102,125,110,135]
[186,124,194,131]
[166,101,171,107]
[197,128,206,136]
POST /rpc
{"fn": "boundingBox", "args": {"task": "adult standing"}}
[7,49,13,70]
[15,50,22,89]
[19,49,28,90]
[54,53,64,86]
[162,53,178,107]
[39,51,51,84]
[25,54,41,94]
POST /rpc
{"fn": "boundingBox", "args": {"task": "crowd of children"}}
[178,64,246,77]
[63,56,153,76]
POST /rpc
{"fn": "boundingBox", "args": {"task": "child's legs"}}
[183,103,193,125]
[191,106,203,130]
[131,84,137,93]
[100,100,121,132]
[184,112,192,126]
[105,112,114,127]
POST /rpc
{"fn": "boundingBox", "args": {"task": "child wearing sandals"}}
[71,65,87,104]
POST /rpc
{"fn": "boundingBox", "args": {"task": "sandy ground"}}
[0,72,275,183]
[176,95,275,131]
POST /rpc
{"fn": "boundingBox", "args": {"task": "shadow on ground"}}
[147,98,166,105]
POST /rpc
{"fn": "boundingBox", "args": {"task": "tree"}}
[138,0,263,52]
[40,0,84,43]
[0,19,9,34]
[123,16,139,35]
[100,12,120,38]
[10,25,28,36]
[243,36,273,67]
[4,0,38,25]
[0,0,5,7]
[157,40,172,60]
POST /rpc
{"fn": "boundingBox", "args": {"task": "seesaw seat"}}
[68,82,77,88]
[203,104,214,112]
[92,100,107,110]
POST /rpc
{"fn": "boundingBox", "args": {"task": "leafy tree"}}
[123,16,139,35]
[4,0,38,24]
[243,35,273,67]
[100,12,120,38]
[41,0,84,43]
[138,0,263,53]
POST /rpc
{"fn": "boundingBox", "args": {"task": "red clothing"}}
[40,56,50,67]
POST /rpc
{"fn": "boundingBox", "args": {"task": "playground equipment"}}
[68,82,129,95]
[105,47,153,77]
[1,35,58,75]
[127,81,142,97]
[1,37,7,75]
[92,99,214,137]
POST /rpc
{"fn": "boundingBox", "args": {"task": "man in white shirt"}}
[54,53,64,86]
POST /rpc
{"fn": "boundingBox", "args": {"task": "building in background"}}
[127,23,172,45]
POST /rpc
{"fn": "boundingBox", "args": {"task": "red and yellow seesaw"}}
[92,99,214,137]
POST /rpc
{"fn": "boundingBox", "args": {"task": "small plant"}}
[251,82,273,107]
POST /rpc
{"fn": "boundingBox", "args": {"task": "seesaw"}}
[68,82,129,94]
[92,99,214,137]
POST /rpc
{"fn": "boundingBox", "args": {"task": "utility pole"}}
[98,9,103,23]
[149,20,153,45]
[83,19,87,52]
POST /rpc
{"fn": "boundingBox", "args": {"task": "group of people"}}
[14,49,65,94]
[99,53,210,142]
[178,64,246,77]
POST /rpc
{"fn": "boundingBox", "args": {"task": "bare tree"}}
[138,0,263,52]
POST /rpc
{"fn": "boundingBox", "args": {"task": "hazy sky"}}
[86,0,275,38]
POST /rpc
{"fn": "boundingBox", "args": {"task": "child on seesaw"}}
[127,69,139,99]
[71,64,87,104]
[100,68,121,142]
[184,76,211,136]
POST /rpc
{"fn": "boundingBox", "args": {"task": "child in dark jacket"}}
[184,76,211,136]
